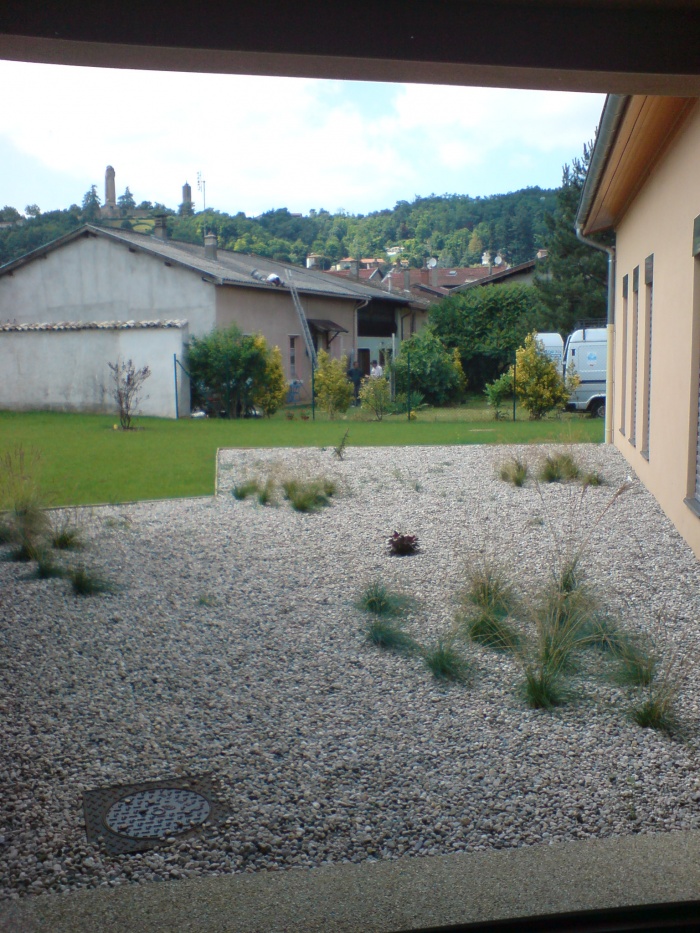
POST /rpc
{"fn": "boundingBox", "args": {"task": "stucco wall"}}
[215,286,358,399]
[0,233,216,337]
[0,324,189,419]
[613,102,700,558]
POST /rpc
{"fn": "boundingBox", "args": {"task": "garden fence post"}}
[513,350,517,422]
[407,352,411,421]
[173,353,179,420]
[311,364,315,421]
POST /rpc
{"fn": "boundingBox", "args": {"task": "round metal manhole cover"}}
[105,788,211,839]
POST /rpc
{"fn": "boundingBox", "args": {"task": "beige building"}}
[0,224,411,416]
[578,96,700,558]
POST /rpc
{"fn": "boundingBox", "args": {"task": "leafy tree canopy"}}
[393,326,466,407]
[186,324,271,418]
[429,283,546,390]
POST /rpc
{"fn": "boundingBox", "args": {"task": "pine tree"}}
[534,143,611,335]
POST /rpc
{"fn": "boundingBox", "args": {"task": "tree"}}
[534,142,611,334]
[510,333,575,419]
[117,187,136,213]
[314,350,353,418]
[359,375,391,420]
[254,344,287,417]
[0,206,21,222]
[81,185,101,221]
[393,326,465,407]
[108,358,151,429]
[187,324,270,418]
[24,204,41,218]
[430,284,545,390]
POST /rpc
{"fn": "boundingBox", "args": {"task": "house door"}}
[358,349,370,377]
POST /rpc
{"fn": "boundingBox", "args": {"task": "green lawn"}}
[0,408,603,507]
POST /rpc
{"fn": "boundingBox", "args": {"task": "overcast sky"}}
[0,60,605,218]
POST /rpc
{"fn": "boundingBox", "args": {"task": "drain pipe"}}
[575,225,615,444]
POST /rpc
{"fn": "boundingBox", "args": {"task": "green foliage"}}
[392,391,426,414]
[484,371,514,418]
[522,666,566,709]
[69,566,113,596]
[81,184,101,221]
[0,446,49,555]
[631,696,679,734]
[430,285,546,391]
[187,325,271,418]
[463,612,521,652]
[616,643,658,687]
[499,456,528,487]
[31,556,66,579]
[582,470,605,487]
[534,143,610,334]
[314,350,353,419]
[117,187,136,212]
[256,477,277,506]
[51,523,84,551]
[423,638,470,682]
[513,333,572,419]
[539,451,581,482]
[282,477,336,512]
[365,618,417,654]
[462,560,516,617]
[393,327,465,406]
[359,376,391,421]
[254,345,287,417]
[358,581,412,617]
[232,479,260,500]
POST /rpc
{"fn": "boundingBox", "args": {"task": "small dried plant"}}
[333,429,350,461]
[387,531,420,556]
[499,457,529,487]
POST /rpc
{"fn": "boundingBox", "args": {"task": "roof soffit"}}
[583,96,696,234]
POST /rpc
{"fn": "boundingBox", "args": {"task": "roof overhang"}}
[2,1,700,95]
[578,95,697,235]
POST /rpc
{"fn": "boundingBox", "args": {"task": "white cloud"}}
[0,61,604,214]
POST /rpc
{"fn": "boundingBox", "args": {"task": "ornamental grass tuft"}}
[365,617,417,654]
[423,638,470,683]
[358,581,412,617]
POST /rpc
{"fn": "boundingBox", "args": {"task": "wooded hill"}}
[0,187,556,270]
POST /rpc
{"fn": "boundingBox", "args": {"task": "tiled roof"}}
[453,259,537,290]
[0,319,187,332]
[0,225,409,307]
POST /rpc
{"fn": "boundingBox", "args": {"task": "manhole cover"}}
[83,773,228,855]
[106,788,211,838]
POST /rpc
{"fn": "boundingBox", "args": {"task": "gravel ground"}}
[2,442,700,902]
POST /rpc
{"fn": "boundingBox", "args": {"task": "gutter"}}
[575,95,629,446]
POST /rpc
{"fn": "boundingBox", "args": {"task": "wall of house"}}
[612,101,700,558]
[0,324,189,419]
[0,233,216,336]
[215,287,358,400]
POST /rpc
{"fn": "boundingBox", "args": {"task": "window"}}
[619,275,628,436]
[640,255,654,459]
[629,266,640,446]
[289,335,297,378]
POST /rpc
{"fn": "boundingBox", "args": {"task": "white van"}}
[563,325,607,418]
[535,332,564,364]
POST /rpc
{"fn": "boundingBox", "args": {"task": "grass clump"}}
[463,611,521,653]
[615,642,658,687]
[522,665,566,710]
[68,566,114,596]
[462,560,516,617]
[499,457,529,487]
[365,617,416,654]
[581,614,631,656]
[631,696,679,734]
[582,470,605,487]
[539,452,581,483]
[282,477,336,512]
[31,556,66,579]
[232,479,260,500]
[256,477,277,506]
[358,581,412,617]
[50,512,85,551]
[423,638,470,683]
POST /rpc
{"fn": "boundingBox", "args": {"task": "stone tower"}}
[182,181,192,205]
[104,165,117,211]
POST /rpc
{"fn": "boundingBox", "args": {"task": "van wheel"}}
[590,401,605,419]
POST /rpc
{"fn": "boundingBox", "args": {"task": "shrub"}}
[387,531,420,556]
[358,581,412,617]
[393,326,466,407]
[365,618,417,653]
[393,391,426,414]
[463,612,521,653]
[539,452,580,483]
[499,457,528,487]
[484,371,514,419]
[282,477,335,512]
[512,333,575,420]
[423,638,470,683]
[69,566,114,596]
[314,350,353,418]
[359,376,392,421]
[253,344,288,417]
[108,358,151,430]
[187,324,270,418]
[232,479,260,500]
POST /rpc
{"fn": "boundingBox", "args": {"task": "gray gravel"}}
[2,442,700,902]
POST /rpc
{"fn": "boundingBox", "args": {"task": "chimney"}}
[403,268,411,293]
[430,267,438,287]
[348,259,359,280]
[204,232,218,260]
[153,215,168,240]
